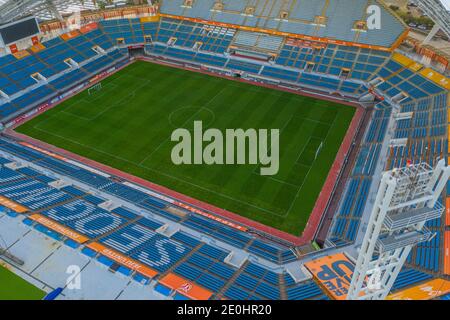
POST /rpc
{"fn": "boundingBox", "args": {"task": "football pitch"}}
[16,60,355,235]
[0,265,45,300]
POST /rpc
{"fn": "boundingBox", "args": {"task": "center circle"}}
[168,106,215,131]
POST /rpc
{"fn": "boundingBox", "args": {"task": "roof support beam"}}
[410,0,450,42]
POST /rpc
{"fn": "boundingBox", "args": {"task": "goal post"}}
[88,83,102,95]
[315,141,323,160]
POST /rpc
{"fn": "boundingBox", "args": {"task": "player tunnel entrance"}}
[127,45,145,58]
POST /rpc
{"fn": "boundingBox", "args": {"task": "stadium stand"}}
[0,0,450,301]
[391,268,433,291]
[329,101,392,245]
[0,9,409,120]
[0,137,298,266]
[0,142,324,299]
[0,26,128,119]
[160,0,406,48]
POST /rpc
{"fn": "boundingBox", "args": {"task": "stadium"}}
[0,0,449,301]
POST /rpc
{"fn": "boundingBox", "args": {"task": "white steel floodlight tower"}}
[347,159,450,300]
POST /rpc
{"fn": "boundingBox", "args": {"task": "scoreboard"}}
[0,16,40,47]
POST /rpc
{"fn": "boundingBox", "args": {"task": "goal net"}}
[88,83,102,95]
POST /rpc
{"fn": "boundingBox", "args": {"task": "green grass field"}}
[0,265,45,300]
[17,61,355,235]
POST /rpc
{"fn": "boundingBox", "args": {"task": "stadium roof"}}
[0,0,129,24]
[441,0,450,10]
[0,0,448,23]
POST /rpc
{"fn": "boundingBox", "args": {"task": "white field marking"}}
[34,86,138,131]
[33,73,133,127]
[250,171,300,189]
[41,79,151,127]
[29,70,341,220]
[59,110,93,121]
[33,94,104,127]
[203,85,229,107]
[138,85,228,166]
[251,161,311,190]
[142,75,303,107]
[65,69,329,127]
[31,125,141,164]
[209,82,340,126]
[167,106,216,130]
[223,82,345,117]
[63,73,131,110]
[294,135,327,165]
[30,126,284,218]
[250,113,295,175]
[178,79,336,127]
[87,79,152,122]
[250,114,328,175]
[61,72,149,116]
[283,114,338,218]
[53,66,331,125]
[253,135,317,218]
[138,107,205,166]
[297,118,332,126]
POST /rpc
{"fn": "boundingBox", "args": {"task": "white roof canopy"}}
[0,0,131,24]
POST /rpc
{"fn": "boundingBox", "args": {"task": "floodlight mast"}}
[347,159,450,300]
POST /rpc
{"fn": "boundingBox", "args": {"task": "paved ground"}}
[0,213,168,300]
